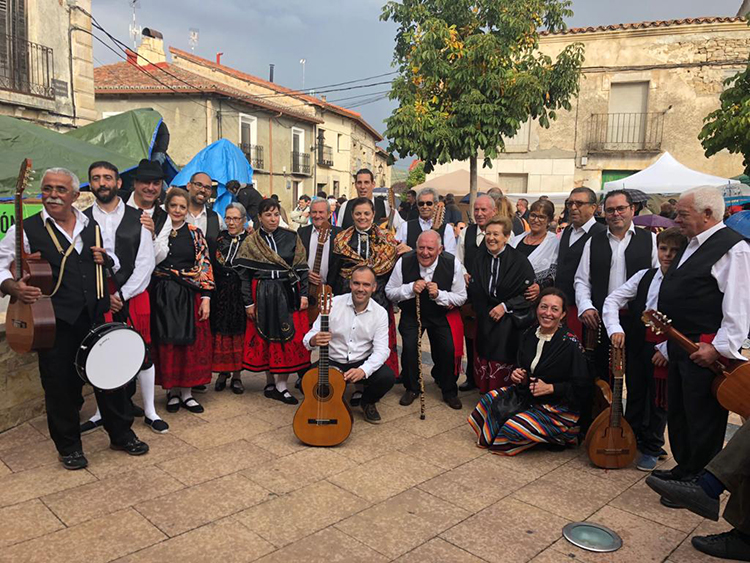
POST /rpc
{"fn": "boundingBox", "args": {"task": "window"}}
[607,82,649,146]
[292,180,302,201]
[502,120,530,152]
[497,173,528,193]
[239,114,257,147]
[333,180,340,197]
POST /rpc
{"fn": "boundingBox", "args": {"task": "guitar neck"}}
[319,314,329,384]
[611,376,624,427]
[312,239,325,277]
[663,325,727,375]
[14,188,23,281]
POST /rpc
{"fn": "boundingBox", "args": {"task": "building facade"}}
[428,17,749,194]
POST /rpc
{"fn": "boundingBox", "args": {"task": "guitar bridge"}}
[307,419,338,425]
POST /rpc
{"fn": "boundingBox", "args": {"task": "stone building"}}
[428,17,750,194]
[0,0,95,130]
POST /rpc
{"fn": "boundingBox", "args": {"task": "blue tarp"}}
[171,139,253,218]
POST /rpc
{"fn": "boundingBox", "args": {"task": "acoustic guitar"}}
[584,322,612,419]
[379,184,398,234]
[307,222,331,325]
[5,159,56,353]
[643,309,750,418]
[586,345,637,469]
[293,285,353,446]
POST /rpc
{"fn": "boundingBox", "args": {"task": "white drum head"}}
[85,327,145,390]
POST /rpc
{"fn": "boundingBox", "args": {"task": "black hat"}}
[133,158,165,181]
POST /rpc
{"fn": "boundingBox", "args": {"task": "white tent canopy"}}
[602,152,739,194]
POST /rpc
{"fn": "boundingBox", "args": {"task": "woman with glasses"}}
[510,199,560,301]
[211,203,250,394]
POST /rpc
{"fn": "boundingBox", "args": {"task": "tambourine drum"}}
[76,322,146,390]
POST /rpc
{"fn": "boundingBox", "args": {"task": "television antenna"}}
[128,0,142,50]
[299,58,306,90]
[189,28,200,51]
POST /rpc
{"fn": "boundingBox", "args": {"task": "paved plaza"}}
[0,369,740,563]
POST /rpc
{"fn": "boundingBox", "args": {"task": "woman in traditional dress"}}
[469,288,591,455]
[509,199,559,301]
[329,197,409,385]
[151,189,215,414]
[211,202,249,394]
[235,198,310,405]
[468,216,536,393]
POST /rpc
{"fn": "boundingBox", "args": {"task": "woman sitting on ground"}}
[468,288,591,456]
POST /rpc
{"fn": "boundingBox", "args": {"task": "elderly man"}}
[652,186,750,492]
[387,230,467,409]
[0,168,148,470]
[123,159,169,238]
[337,168,403,230]
[396,187,457,256]
[298,198,341,309]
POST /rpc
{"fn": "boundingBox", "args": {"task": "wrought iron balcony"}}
[291,151,311,175]
[240,143,264,170]
[0,34,54,99]
[586,112,664,153]
[318,145,334,167]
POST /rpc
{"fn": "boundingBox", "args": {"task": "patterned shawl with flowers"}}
[156,223,215,291]
[333,224,398,279]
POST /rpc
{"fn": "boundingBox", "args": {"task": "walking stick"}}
[416,291,426,420]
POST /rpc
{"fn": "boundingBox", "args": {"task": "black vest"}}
[629,267,659,347]
[405,219,448,249]
[462,223,484,274]
[83,205,142,289]
[123,192,168,234]
[204,209,220,258]
[659,226,745,337]
[590,227,653,312]
[24,213,109,326]
[555,221,607,304]
[399,251,455,325]
[341,197,386,229]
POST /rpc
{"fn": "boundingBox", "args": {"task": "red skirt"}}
[473,356,515,394]
[243,312,311,374]
[104,289,152,345]
[213,334,245,373]
[153,294,213,389]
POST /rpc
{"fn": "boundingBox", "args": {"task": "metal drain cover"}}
[562,522,623,553]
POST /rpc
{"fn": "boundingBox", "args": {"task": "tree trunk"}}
[468,154,478,222]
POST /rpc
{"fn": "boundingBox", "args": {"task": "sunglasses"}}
[417,201,435,207]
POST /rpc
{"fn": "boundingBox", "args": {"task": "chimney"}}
[216,52,223,65]
[321,95,327,102]
[269,63,275,83]
[137,28,166,66]
[126,49,138,65]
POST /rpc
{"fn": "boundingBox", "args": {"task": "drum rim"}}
[76,322,146,390]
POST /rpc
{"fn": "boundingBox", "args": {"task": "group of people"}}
[1,159,749,561]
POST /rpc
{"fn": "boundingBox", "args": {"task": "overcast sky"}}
[93,0,744,165]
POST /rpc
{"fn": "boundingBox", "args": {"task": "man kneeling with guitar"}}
[302,266,395,423]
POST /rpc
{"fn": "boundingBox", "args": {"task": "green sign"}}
[0,203,43,241]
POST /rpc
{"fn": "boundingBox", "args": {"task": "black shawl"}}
[211,230,248,336]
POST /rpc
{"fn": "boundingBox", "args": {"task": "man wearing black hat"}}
[124,159,168,238]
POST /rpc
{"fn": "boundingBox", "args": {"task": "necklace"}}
[525,232,546,246]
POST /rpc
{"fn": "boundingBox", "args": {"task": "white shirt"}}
[126,193,155,217]
[385,254,467,308]
[603,268,663,337]
[574,224,658,314]
[90,199,155,301]
[186,205,226,235]
[456,224,484,265]
[335,197,403,230]
[566,216,598,247]
[307,225,332,282]
[395,217,458,256]
[303,293,389,377]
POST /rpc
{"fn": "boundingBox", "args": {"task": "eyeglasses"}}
[528,213,548,221]
[417,201,435,207]
[565,200,593,209]
[604,205,632,216]
[225,217,244,223]
[190,181,211,191]
[41,185,70,195]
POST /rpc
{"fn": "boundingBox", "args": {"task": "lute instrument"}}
[293,285,353,446]
[585,345,637,469]
[380,184,398,233]
[306,222,331,325]
[643,309,750,418]
[583,321,612,420]
[5,159,56,354]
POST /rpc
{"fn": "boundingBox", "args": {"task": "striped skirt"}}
[468,387,580,456]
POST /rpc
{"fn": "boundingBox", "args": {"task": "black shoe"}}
[192,385,207,394]
[692,530,750,561]
[659,496,684,509]
[350,391,363,407]
[270,388,298,405]
[215,374,228,392]
[362,403,382,424]
[443,395,462,410]
[230,378,245,395]
[181,397,204,414]
[144,417,170,434]
[263,384,276,398]
[80,419,103,435]
[400,390,419,406]
[458,379,477,392]
[645,475,720,521]
[131,403,145,418]
[110,438,149,456]
[58,451,88,470]
[651,468,681,481]
[294,377,302,390]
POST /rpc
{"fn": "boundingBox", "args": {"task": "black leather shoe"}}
[144,417,170,434]
[692,530,750,561]
[646,475,720,520]
[110,438,149,456]
[58,451,88,470]
[399,390,419,406]
[458,379,477,392]
[443,395,462,410]
[651,468,681,481]
[270,388,298,405]
[131,404,145,418]
[80,419,103,435]
[362,403,382,424]
[659,496,684,509]
[181,397,204,414]
[192,385,208,394]
[215,374,228,392]
[230,378,245,395]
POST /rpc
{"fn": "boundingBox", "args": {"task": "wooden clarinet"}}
[415,290,426,420]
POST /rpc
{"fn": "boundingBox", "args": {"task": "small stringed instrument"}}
[586,345,637,469]
[583,322,612,419]
[5,159,56,353]
[294,285,353,446]
[380,184,398,233]
[307,222,331,325]
[643,309,750,418]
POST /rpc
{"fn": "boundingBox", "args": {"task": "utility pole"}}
[299,58,306,90]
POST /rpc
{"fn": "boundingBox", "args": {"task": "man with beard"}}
[185,171,225,257]
[124,159,168,238]
[80,161,168,435]
[336,169,403,230]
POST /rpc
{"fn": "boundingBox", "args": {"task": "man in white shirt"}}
[396,187,457,255]
[185,171,225,247]
[297,198,341,295]
[123,159,168,237]
[386,230,467,409]
[303,266,395,423]
[336,168,402,230]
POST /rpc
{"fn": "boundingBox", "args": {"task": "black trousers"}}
[399,316,458,398]
[707,418,750,534]
[626,342,668,457]
[309,359,395,404]
[667,342,728,478]
[37,313,136,456]
[465,337,475,382]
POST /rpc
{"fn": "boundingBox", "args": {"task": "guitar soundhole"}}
[314,384,332,402]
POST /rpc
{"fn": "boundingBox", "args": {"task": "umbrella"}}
[624,189,649,204]
[721,183,750,205]
[725,210,750,238]
[633,214,675,229]
[460,191,486,204]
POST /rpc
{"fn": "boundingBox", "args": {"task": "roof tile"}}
[541,16,744,36]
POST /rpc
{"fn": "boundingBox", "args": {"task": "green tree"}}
[699,65,750,174]
[381,0,584,215]
[406,161,426,187]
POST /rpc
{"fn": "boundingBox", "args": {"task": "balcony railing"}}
[291,151,311,175]
[0,34,54,99]
[240,143,264,170]
[317,145,334,167]
[586,112,664,153]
